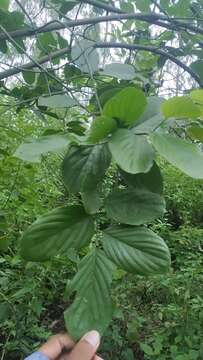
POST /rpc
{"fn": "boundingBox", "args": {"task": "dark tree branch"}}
[94,42,202,87]
[0,41,201,86]
[0,46,70,81]
[1,13,203,42]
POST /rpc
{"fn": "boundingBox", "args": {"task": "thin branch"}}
[0,41,201,86]
[1,13,203,42]
[0,46,70,80]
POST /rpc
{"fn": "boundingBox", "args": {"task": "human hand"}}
[39,331,103,360]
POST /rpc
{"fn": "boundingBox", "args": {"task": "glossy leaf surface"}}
[62,144,111,193]
[102,226,171,275]
[105,188,165,225]
[64,249,115,340]
[120,162,163,194]
[20,206,95,261]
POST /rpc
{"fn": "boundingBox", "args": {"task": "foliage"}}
[0,0,203,357]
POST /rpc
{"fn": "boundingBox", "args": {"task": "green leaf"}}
[103,87,147,126]
[120,162,163,194]
[0,0,9,10]
[81,189,101,214]
[102,63,135,80]
[105,188,165,225]
[64,249,115,340]
[109,129,155,174]
[151,133,203,179]
[14,134,70,163]
[37,32,58,53]
[135,0,151,11]
[140,343,154,356]
[23,70,36,85]
[102,226,171,275]
[62,144,111,193]
[64,64,81,79]
[92,85,126,109]
[190,60,203,82]
[187,127,203,143]
[161,96,201,119]
[38,94,77,108]
[134,114,164,134]
[190,89,203,105]
[60,1,78,14]
[88,115,117,143]
[71,39,99,74]
[20,206,95,261]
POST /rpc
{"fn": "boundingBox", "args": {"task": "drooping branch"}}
[0,41,201,86]
[95,42,202,86]
[0,12,203,43]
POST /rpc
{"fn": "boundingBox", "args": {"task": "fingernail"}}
[82,330,100,347]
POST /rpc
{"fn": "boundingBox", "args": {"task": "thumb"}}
[67,330,100,360]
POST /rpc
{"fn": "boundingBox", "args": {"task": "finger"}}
[39,333,75,360]
[67,330,100,360]
[94,356,104,360]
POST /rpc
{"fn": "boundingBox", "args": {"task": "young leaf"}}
[38,94,77,108]
[105,188,165,225]
[103,87,147,126]
[102,226,171,275]
[14,134,70,163]
[109,129,155,174]
[64,249,115,340]
[88,115,117,143]
[62,144,111,193]
[187,127,203,143]
[120,162,163,194]
[151,133,203,179]
[161,96,200,119]
[71,39,99,74]
[81,189,101,214]
[102,63,135,80]
[20,206,95,261]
